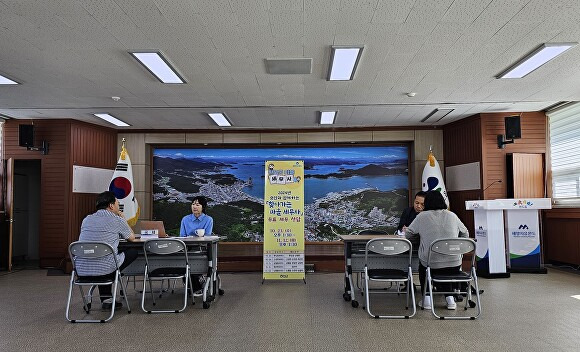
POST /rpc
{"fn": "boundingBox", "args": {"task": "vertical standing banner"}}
[109,141,140,227]
[263,160,305,281]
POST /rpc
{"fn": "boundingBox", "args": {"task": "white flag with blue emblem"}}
[422,151,449,207]
[109,144,140,226]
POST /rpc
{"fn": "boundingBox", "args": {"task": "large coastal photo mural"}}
[153,145,410,241]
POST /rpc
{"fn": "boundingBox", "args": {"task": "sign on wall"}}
[263,160,305,281]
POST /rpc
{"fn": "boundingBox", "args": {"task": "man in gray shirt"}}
[405,191,468,310]
[76,191,137,310]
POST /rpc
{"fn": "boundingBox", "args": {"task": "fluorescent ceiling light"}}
[497,43,577,79]
[0,74,18,85]
[328,46,363,81]
[130,51,185,83]
[208,113,232,127]
[93,113,130,127]
[421,108,454,123]
[320,111,337,125]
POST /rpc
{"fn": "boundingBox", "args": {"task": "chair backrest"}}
[427,238,476,267]
[365,237,413,266]
[69,241,119,271]
[144,238,188,261]
[144,238,187,255]
[143,238,189,273]
[366,238,411,256]
[357,229,389,236]
[69,241,115,259]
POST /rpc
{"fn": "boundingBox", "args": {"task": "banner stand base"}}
[478,270,511,279]
[262,277,306,284]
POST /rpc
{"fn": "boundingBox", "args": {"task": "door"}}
[6,158,14,271]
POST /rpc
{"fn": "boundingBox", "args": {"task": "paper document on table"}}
[140,234,159,240]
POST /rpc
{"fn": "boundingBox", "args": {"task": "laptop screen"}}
[131,220,167,237]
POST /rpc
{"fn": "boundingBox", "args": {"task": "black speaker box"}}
[19,124,34,147]
[505,116,521,139]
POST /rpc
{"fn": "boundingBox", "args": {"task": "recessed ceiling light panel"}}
[130,51,186,84]
[497,43,577,79]
[0,74,18,85]
[320,111,337,125]
[93,113,130,127]
[208,113,232,127]
[421,108,454,123]
[328,46,363,81]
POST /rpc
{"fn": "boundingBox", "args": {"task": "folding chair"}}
[425,238,482,320]
[141,238,195,313]
[66,241,131,323]
[353,230,389,291]
[364,238,416,319]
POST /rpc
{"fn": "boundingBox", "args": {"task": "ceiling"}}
[1,0,579,130]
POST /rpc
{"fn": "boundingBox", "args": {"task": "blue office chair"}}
[141,238,194,313]
[364,237,416,319]
[425,238,482,320]
[66,241,131,323]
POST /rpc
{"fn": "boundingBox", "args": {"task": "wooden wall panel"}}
[218,242,344,272]
[443,115,483,219]
[3,120,70,266]
[68,121,117,246]
[543,209,580,266]
[70,122,117,167]
[511,153,544,198]
[447,190,480,237]
[443,115,482,166]
[480,112,546,200]
[2,120,117,269]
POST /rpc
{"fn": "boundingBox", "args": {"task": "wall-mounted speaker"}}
[19,124,34,147]
[505,116,521,139]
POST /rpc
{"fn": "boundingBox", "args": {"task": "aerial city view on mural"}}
[153,146,409,241]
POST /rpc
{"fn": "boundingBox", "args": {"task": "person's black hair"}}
[423,191,447,211]
[96,191,116,210]
[415,191,427,198]
[192,196,208,213]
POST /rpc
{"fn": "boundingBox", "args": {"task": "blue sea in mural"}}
[154,146,409,204]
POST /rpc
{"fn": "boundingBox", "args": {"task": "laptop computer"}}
[131,220,168,238]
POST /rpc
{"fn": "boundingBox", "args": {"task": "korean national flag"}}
[109,146,140,226]
[421,151,449,207]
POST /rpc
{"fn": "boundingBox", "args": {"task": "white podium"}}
[466,198,551,276]
[465,200,510,278]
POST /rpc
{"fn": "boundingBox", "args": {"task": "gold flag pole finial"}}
[428,145,435,167]
[120,137,127,160]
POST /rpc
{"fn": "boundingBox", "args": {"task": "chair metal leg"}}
[65,273,76,322]
[117,272,131,314]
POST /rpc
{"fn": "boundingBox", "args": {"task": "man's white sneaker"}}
[418,296,432,309]
[446,296,457,310]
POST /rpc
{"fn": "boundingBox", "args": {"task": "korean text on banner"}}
[109,145,140,226]
[263,161,305,280]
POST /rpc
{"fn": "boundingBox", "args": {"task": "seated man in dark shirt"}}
[397,191,427,233]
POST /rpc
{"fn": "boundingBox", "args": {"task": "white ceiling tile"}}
[2,0,580,128]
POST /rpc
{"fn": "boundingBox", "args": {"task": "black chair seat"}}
[367,268,407,280]
[75,276,114,284]
[431,271,471,281]
[149,267,187,277]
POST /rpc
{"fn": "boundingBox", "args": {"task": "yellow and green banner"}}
[263,160,305,281]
